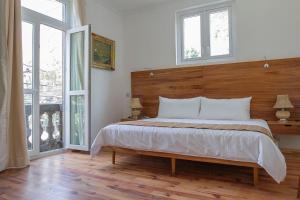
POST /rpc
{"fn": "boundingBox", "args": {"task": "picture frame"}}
[92,33,115,71]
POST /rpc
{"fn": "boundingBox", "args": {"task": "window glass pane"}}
[24,94,33,150]
[70,95,85,146]
[39,24,63,152]
[40,24,63,104]
[70,31,85,91]
[183,15,201,59]
[21,0,64,21]
[210,9,230,56]
[22,22,33,89]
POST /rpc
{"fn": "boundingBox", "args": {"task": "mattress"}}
[91,118,286,183]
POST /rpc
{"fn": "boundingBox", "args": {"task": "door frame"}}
[22,5,68,158]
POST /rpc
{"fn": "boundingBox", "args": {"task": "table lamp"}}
[131,98,142,120]
[273,95,294,121]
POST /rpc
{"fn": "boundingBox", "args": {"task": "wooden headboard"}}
[131,57,300,121]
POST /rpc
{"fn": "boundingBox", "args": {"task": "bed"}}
[97,58,299,186]
[91,117,286,185]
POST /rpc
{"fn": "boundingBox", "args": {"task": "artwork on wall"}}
[92,33,115,71]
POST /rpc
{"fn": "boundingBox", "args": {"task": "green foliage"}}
[185,48,200,59]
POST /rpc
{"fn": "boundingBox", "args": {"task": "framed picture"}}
[92,33,115,70]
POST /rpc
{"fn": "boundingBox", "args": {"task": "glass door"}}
[65,25,91,151]
[22,0,68,157]
[22,22,65,156]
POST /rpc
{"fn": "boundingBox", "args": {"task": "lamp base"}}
[276,109,290,121]
[278,119,288,123]
[132,109,141,120]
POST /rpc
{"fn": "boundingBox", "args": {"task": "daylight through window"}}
[176,1,234,64]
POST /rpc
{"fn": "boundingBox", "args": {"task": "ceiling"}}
[97,0,172,14]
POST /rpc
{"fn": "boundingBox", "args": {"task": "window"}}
[22,0,69,156]
[176,1,234,64]
[183,15,201,59]
[21,0,65,21]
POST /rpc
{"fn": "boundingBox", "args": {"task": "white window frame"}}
[65,25,91,151]
[176,0,235,65]
[21,0,70,158]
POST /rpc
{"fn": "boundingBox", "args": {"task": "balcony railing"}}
[25,104,63,152]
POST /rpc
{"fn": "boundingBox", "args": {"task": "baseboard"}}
[30,148,67,160]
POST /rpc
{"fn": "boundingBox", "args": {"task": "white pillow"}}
[158,97,201,119]
[199,97,252,120]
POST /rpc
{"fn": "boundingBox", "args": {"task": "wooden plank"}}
[0,151,299,200]
[108,146,260,168]
[132,57,300,122]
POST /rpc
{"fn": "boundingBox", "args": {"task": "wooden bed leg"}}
[297,176,300,199]
[171,158,176,176]
[112,151,116,165]
[253,167,259,186]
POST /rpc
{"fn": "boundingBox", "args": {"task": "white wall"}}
[124,0,300,71]
[122,0,300,149]
[85,0,131,142]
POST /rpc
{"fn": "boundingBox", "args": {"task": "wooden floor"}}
[0,150,300,200]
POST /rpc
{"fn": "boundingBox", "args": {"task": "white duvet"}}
[91,118,286,183]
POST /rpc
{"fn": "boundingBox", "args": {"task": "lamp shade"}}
[273,95,294,109]
[131,98,142,109]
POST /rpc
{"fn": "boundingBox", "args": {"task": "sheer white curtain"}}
[0,0,29,172]
[0,0,8,171]
[70,0,86,145]
[70,0,86,90]
[71,0,86,27]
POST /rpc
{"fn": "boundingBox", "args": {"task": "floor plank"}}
[0,150,299,200]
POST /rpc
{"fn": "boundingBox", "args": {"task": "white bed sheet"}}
[91,118,286,183]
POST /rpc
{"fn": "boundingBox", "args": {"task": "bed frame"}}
[107,146,261,186]
[125,57,300,185]
[108,58,300,186]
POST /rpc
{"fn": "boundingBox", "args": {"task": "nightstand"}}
[267,121,300,135]
[120,117,137,122]
[121,116,148,122]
